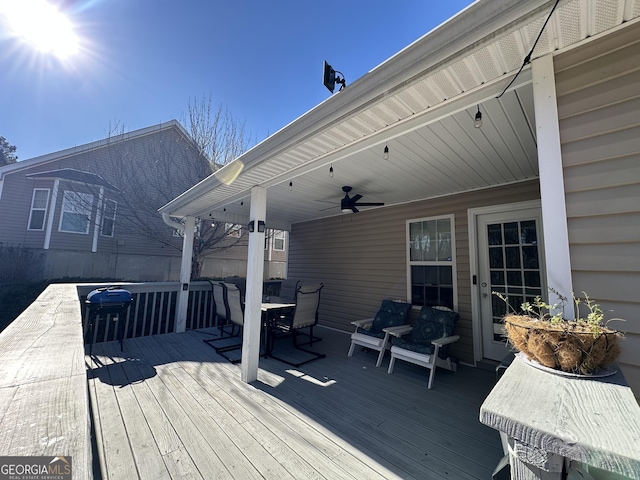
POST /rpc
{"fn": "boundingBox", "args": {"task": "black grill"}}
[86,286,133,353]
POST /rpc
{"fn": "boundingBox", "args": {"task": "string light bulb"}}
[329,165,334,178]
[383,144,389,161]
[474,105,483,128]
[289,181,293,191]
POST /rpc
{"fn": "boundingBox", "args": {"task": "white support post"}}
[92,186,104,253]
[531,54,574,317]
[241,186,267,383]
[44,178,59,250]
[175,215,195,333]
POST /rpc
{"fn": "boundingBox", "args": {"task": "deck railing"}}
[77,281,217,346]
[77,280,284,346]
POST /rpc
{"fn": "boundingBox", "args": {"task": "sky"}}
[1,0,475,161]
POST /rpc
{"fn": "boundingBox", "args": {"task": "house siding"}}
[0,124,260,282]
[288,180,540,365]
[555,24,640,393]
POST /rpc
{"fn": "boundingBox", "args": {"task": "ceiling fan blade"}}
[354,202,385,207]
[352,206,359,213]
[351,194,363,203]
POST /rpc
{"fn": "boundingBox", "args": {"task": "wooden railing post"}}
[480,356,640,479]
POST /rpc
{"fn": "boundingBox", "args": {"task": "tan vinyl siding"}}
[288,180,540,364]
[555,24,640,392]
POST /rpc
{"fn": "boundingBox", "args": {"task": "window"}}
[101,199,117,237]
[225,223,242,238]
[273,230,285,251]
[59,191,93,234]
[407,215,456,310]
[27,189,50,230]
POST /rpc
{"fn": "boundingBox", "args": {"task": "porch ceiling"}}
[160,0,640,230]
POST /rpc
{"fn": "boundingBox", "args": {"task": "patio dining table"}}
[260,302,295,358]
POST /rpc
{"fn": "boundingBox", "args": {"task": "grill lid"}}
[86,286,133,306]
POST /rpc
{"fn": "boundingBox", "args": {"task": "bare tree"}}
[69,97,255,278]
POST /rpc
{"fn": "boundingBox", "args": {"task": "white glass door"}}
[477,208,545,360]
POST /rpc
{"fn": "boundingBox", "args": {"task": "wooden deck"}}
[87,326,503,480]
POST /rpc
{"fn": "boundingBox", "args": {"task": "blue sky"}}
[1,0,474,161]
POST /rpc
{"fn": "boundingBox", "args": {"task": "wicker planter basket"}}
[504,315,621,375]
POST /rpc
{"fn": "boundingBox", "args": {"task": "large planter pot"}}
[504,315,621,375]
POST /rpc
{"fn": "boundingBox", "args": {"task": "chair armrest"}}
[431,335,460,347]
[382,325,413,338]
[351,318,374,328]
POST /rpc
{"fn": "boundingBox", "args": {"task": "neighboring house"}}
[0,121,287,282]
[160,0,640,394]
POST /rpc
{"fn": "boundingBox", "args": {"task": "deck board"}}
[87,327,503,479]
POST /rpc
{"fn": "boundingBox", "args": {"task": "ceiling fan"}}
[340,186,384,213]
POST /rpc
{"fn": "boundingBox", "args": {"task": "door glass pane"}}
[505,246,521,269]
[489,247,504,268]
[507,271,522,286]
[504,222,519,244]
[524,270,541,287]
[490,270,505,286]
[520,220,537,244]
[487,224,502,245]
[522,246,539,269]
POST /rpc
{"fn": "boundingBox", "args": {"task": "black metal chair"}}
[268,283,325,367]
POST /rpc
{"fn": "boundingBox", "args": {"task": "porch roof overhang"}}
[159,0,639,231]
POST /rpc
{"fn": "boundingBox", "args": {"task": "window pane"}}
[62,212,89,233]
[409,222,423,261]
[436,218,452,260]
[33,189,48,208]
[507,271,522,286]
[102,218,114,237]
[60,191,92,233]
[423,221,437,261]
[29,210,45,230]
[439,266,452,285]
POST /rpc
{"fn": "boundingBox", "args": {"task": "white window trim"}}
[58,190,93,234]
[406,214,457,311]
[100,198,117,237]
[27,188,50,231]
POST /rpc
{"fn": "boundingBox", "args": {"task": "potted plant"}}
[494,290,623,375]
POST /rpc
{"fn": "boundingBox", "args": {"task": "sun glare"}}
[0,0,79,58]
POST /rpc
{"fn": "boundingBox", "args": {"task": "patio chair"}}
[347,299,412,367]
[204,282,244,363]
[270,278,302,303]
[268,283,325,367]
[386,305,460,389]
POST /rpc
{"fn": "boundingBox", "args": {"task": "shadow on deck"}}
[87,326,503,480]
